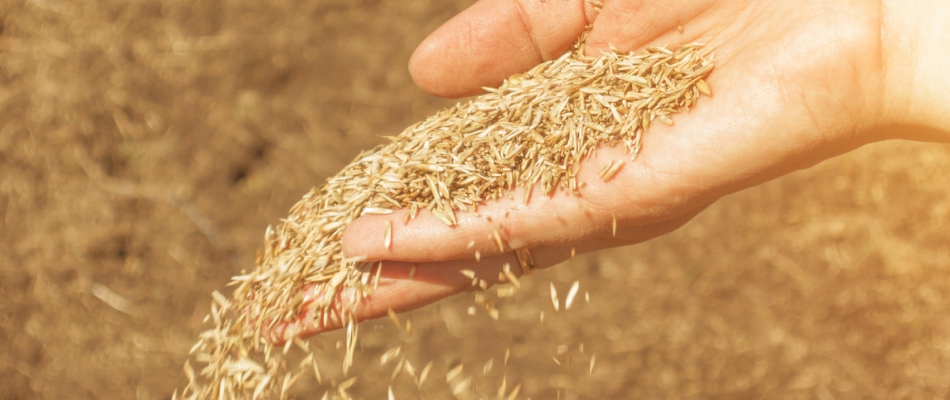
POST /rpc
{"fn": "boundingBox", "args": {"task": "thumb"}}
[409,0,595,98]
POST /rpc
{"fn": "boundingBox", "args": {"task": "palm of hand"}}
[284,0,888,337]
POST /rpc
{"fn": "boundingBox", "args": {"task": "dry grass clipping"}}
[179,36,713,399]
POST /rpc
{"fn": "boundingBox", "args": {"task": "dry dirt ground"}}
[2,1,950,399]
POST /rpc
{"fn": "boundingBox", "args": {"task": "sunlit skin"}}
[272,0,950,340]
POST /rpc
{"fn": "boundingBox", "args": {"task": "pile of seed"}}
[179,38,713,399]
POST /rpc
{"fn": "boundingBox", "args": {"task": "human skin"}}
[274,0,950,339]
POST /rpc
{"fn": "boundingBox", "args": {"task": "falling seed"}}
[380,346,401,365]
[612,213,617,236]
[677,25,684,33]
[493,229,505,252]
[373,262,383,290]
[540,311,545,323]
[483,358,494,375]
[361,268,372,286]
[589,355,597,377]
[550,282,560,311]
[565,280,580,310]
[571,247,576,258]
[475,251,481,261]
[418,361,433,387]
[387,308,401,329]
[388,386,395,400]
[183,361,194,382]
[282,335,293,354]
[507,383,522,400]
[460,269,476,279]
[466,240,475,249]
[585,290,590,303]
[338,376,357,392]
[404,360,417,381]
[497,286,517,297]
[452,377,472,396]
[553,356,561,366]
[408,264,416,280]
[391,358,405,381]
[502,264,521,289]
[252,375,271,400]
[384,220,392,249]
[313,358,322,384]
[447,364,464,382]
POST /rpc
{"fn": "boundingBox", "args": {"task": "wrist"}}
[879,0,950,140]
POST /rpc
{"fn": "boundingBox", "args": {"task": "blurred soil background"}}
[2,0,950,399]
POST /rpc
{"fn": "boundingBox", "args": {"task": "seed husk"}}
[383,220,393,249]
[602,160,624,182]
[565,281,580,310]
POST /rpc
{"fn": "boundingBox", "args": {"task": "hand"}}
[277,0,950,338]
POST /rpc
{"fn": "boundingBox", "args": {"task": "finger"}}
[270,247,562,340]
[277,202,707,341]
[584,0,722,56]
[409,0,595,97]
[342,180,711,264]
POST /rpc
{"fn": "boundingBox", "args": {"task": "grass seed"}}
[181,35,713,399]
